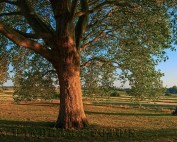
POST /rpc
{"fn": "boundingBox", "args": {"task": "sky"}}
[3,48,177,88]
[156,48,177,88]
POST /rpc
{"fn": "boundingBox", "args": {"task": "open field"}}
[0,89,177,142]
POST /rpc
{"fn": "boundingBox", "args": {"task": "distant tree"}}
[166,86,177,94]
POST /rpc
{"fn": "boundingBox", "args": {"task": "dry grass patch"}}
[0,93,177,141]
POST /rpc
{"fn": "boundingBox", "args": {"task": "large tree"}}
[0,0,174,129]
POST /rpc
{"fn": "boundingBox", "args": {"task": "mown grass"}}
[0,89,177,141]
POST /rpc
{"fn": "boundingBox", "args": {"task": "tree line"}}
[166,86,177,95]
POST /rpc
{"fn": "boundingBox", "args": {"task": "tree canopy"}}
[0,0,175,97]
[0,0,176,128]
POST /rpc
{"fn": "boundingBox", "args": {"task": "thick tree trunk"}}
[53,37,88,129]
[49,0,88,129]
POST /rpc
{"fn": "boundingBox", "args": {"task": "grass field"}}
[0,89,177,142]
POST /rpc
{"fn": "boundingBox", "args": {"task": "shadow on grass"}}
[85,111,171,116]
[3,92,14,95]
[0,120,177,142]
[0,120,54,128]
[17,102,59,107]
[92,102,176,110]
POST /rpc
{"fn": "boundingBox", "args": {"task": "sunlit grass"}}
[0,89,177,141]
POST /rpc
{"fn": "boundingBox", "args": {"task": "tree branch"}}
[41,69,56,78]
[14,30,52,39]
[0,0,18,5]
[88,0,98,7]
[90,1,138,12]
[0,23,52,61]
[0,12,21,17]
[75,0,89,50]
[70,0,78,20]
[81,31,107,51]
[88,7,120,30]
[17,1,55,47]
[76,1,107,17]
[81,57,107,67]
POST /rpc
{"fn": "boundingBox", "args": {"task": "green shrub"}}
[165,92,172,96]
[110,92,120,97]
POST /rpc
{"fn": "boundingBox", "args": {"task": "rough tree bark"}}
[51,30,88,129]
[53,45,88,128]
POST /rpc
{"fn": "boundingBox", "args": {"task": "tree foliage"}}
[107,0,173,100]
[0,34,9,85]
[81,0,174,100]
[13,70,58,103]
[0,0,176,100]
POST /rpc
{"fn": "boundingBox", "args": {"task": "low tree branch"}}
[0,23,52,61]
[17,1,55,47]
[14,30,52,39]
[0,12,21,17]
